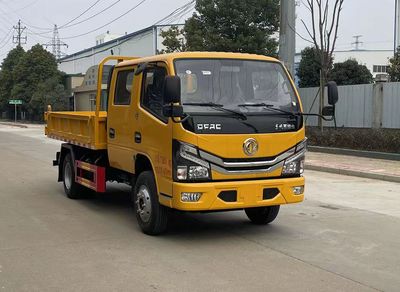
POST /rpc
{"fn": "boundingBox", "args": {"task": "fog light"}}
[292,186,304,195]
[181,192,202,202]
[177,166,187,180]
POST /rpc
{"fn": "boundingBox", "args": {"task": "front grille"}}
[199,148,296,175]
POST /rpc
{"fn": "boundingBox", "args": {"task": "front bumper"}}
[171,176,305,211]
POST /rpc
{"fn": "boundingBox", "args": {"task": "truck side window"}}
[114,70,134,105]
[141,66,167,121]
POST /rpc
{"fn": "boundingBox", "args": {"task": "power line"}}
[0,28,13,47]
[0,0,39,16]
[60,0,122,30]
[59,0,103,29]
[0,30,13,50]
[155,1,195,25]
[22,0,120,35]
[60,0,149,40]
[0,43,14,58]
[58,30,152,63]
[19,0,103,33]
[58,1,195,63]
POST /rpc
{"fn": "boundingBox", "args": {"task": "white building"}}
[294,49,393,79]
[95,31,123,46]
[58,24,182,75]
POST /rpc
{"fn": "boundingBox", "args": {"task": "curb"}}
[0,122,28,128]
[308,146,400,161]
[306,165,400,183]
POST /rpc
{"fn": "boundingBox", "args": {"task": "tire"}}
[62,153,83,199]
[245,205,280,225]
[133,171,169,235]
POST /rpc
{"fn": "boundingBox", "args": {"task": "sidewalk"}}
[306,151,400,183]
[0,121,43,128]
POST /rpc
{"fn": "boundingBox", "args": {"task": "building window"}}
[89,94,96,111]
[373,65,389,73]
[114,69,134,105]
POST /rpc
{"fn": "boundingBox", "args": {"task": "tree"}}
[296,47,332,88]
[388,47,400,82]
[301,0,345,128]
[30,76,68,121]
[159,26,186,53]
[160,0,280,55]
[11,44,66,120]
[330,59,372,85]
[0,46,25,116]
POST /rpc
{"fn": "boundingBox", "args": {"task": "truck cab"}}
[46,52,307,235]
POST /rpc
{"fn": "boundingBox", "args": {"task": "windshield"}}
[175,59,299,115]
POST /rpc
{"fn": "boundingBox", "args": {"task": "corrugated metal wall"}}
[298,83,400,129]
[382,83,400,128]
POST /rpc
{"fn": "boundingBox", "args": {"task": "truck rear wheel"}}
[62,153,83,199]
[133,171,169,235]
[245,205,280,225]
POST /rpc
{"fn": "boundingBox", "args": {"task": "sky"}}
[0,0,396,63]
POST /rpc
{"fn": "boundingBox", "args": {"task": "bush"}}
[306,127,400,153]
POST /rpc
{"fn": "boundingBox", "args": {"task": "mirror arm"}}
[172,113,190,123]
[300,113,334,121]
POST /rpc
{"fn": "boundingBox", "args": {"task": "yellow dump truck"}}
[45,52,338,235]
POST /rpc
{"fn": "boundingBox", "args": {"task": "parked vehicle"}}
[45,52,337,235]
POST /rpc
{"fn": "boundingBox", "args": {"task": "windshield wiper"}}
[237,102,298,117]
[183,102,247,120]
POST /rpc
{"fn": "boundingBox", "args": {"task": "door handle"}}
[134,132,141,143]
[109,128,115,139]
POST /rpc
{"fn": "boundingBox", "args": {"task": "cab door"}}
[107,65,139,172]
[135,63,173,198]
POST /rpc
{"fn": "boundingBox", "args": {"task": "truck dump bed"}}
[44,56,137,150]
[45,111,107,150]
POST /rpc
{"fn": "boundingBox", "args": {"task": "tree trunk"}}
[319,69,325,131]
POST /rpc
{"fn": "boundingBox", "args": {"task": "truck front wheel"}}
[244,206,280,225]
[62,153,83,199]
[133,171,169,235]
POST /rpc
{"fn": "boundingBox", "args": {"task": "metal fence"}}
[298,82,400,129]
[382,83,400,128]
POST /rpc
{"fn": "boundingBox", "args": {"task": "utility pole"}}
[12,20,27,46]
[395,0,400,53]
[279,0,296,77]
[352,35,363,51]
[44,25,68,60]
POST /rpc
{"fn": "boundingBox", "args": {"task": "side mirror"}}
[163,76,183,118]
[327,81,338,105]
[163,76,181,104]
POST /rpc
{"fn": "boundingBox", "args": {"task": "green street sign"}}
[9,99,22,105]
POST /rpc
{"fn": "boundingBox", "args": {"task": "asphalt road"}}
[0,124,399,292]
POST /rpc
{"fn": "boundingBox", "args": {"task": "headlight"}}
[173,140,211,181]
[281,139,307,176]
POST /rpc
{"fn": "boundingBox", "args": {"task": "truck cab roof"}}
[117,51,280,69]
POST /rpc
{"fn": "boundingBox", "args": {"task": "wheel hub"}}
[136,185,152,223]
[64,162,72,190]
